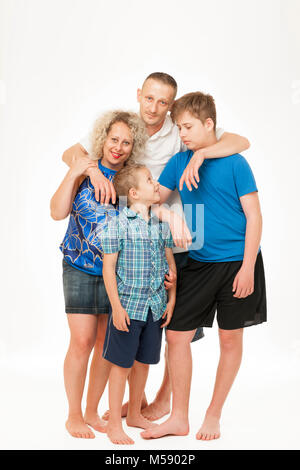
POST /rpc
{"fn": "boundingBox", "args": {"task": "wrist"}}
[167,296,176,307]
[241,260,255,271]
[86,165,100,177]
[67,168,80,181]
[194,148,205,160]
[111,300,123,311]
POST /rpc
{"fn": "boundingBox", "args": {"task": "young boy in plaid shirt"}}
[99,162,176,445]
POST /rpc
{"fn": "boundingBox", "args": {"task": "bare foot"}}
[84,411,107,433]
[196,414,221,441]
[102,399,148,421]
[107,423,134,445]
[142,400,170,421]
[141,416,189,440]
[126,414,159,430]
[65,416,95,439]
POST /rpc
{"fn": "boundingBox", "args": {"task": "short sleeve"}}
[158,154,178,191]
[79,133,92,154]
[234,156,258,198]
[161,222,174,248]
[98,217,122,254]
[216,127,225,140]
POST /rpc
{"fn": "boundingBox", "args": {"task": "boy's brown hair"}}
[113,162,147,203]
[170,91,217,130]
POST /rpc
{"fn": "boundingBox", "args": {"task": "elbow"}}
[243,137,251,151]
[50,203,68,221]
[62,148,70,164]
[50,211,65,221]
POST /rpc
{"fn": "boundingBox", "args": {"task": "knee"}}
[166,330,191,347]
[70,335,95,357]
[219,330,243,353]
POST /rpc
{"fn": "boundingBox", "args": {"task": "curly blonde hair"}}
[90,110,148,163]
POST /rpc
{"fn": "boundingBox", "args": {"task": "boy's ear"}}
[205,118,215,132]
[128,187,138,200]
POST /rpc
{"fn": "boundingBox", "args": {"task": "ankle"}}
[154,391,171,405]
[84,406,98,416]
[67,412,84,420]
[205,407,222,420]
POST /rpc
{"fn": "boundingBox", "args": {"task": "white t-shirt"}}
[80,114,224,254]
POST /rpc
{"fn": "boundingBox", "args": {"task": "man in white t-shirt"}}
[62,72,250,429]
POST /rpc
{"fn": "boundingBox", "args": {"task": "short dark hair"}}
[143,72,177,97]
[171,91,217,130]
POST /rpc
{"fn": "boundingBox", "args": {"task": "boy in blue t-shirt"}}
[141,92,266,442]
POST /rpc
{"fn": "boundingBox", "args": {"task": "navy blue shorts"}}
[103,308,163,369]
[62,259,110,314]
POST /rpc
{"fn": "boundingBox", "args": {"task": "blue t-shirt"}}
[158,151,258,262]
[60,160,118,275]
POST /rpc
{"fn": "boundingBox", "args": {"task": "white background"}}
[1,0,299,450]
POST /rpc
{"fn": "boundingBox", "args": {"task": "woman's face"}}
[102,121,134,170]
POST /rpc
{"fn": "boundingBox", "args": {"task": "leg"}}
[141,329,196,439]
[107,364,134,445]
[196,328,243,440]
[126,361,158,430]
[141,343,171,421]
[84,314,111,432]
[64,314,98,438]
[101,366,148,421]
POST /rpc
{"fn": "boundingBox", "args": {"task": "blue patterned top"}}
[99,207,174,321]
[60,160,118,276]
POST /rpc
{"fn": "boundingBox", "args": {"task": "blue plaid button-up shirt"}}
[99,206,174,322]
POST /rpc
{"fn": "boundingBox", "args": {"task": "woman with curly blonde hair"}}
[50,110,147,439]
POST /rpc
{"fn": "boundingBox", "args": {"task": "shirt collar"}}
[124,206,159,222]
[98,159,117,175]
[148,114,173,141]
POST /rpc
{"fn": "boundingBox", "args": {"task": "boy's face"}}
[130,168,160,205]
[137,79,175,129]
[176,111,214,150]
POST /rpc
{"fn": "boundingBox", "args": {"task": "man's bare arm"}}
[152,185,192,249]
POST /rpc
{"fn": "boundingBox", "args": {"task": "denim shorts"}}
[62,259,110,314]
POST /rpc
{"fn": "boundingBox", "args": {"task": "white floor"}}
[1,325,299,451]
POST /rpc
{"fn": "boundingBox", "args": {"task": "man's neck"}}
[145,119,165,137]
[129,202,151,222]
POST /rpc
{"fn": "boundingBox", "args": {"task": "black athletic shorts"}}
[167,252,267,331]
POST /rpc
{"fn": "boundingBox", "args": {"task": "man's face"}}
[176,111,213,150]
[137,79,175,128]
